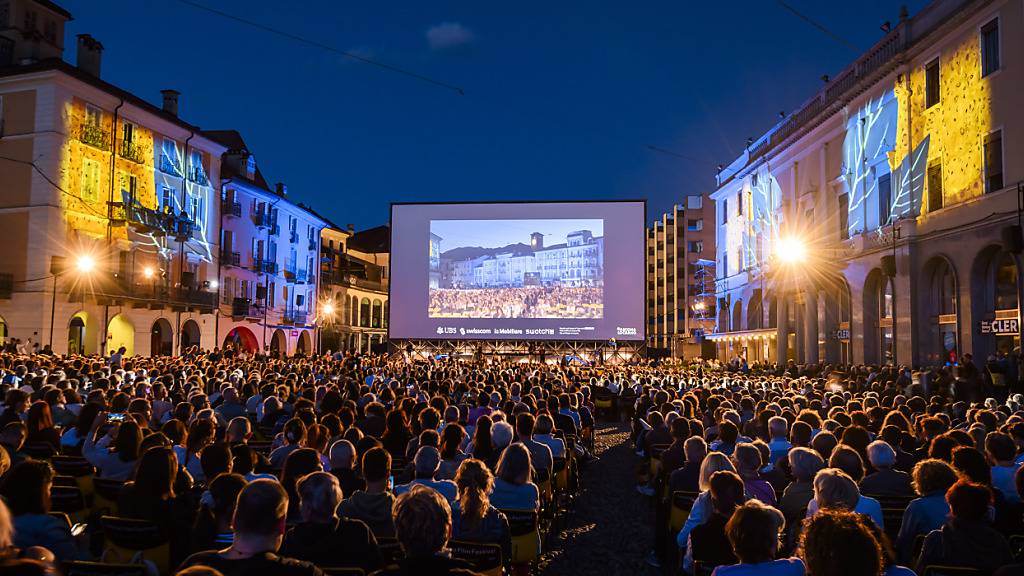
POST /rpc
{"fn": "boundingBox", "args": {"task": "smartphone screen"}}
[108,413,127,422]
[388,475,394,490]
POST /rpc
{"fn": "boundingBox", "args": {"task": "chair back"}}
[500,508,540,564]
[449,540,503,576]
[669,490,699,533]
[92,478,126,516]
[100,516,170,575]
[922,567,984,576]
[375,536,404,567]
[64,561,149,576]
[50,484,88,523]
[24,441,56,459]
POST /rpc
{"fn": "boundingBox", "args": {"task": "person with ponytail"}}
[451,458,511,561]
[269,418,306,470]
[191,473,247,554]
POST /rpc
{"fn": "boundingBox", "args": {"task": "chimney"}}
[160,89,180,117]
[76,34,103,77]
[276,182,288,196]
[347,223,355,233]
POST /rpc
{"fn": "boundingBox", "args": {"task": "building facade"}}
[0,2,225,356]
[207,131,327,356]
[708,0,1023,368]
[646,195,716,357]
[319,225,390,354]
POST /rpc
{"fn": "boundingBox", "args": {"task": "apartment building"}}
[320,224,390,354]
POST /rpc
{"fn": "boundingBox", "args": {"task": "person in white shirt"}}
[805,467,883,529]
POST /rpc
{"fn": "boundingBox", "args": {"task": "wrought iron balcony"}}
[308,239,318,252]
[160,156,182,176]
[270,224,281,236]
[220,250,240,267]
[231,297,250,317]
[289,229,299,243]
[253,212,269,228]
[284,263,298,282]
[119,140,145,164]
[188,165,210,187]
[254,260,278,275]
[222,201,241,218]
[77,123,109,150]
[284,310,308,326]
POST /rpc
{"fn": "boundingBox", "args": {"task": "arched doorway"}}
[971,246,1019,361]
[863,269,893,365]
[181,319,201,352]
[297,330,312,355]
[223,326,258,352]
[270,328,287,355]
[107,313,135,357]
[747,290,762,330]
[0,314,7,346]
[921,256,958,365]
[150,318,173,356]
[68,312,88,355]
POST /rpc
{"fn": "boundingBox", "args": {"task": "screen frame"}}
[388,199,648,342]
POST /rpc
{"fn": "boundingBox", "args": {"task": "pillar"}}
[775,294,788,364]
[804,290,820,364]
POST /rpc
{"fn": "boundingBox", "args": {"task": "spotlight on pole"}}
[322,302,336,316]
[143,266,155,279]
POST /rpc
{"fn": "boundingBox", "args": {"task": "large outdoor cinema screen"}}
[390,201,646,341]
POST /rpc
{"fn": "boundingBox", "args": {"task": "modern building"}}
[646,195,715,357]
[319,224,390,354]
[708,0,1023,367]
[206,130,328,356]
[0,1,225,356]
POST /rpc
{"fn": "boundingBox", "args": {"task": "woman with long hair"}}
[381,409,413,460]
[0,460,80,559]
[490,443,539,511]
[83,413,143,480]
[471,415,494,464]
[437,423,468,480]
[24,401,60,452]
[60,402,101,454]
[182,419,215,483]
[280,448,323,524]
[191,473,247,553]
[452,458,511,561]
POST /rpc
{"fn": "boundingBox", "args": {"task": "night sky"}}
[60,0,928,228]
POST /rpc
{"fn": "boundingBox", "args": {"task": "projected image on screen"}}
[428,219,604,319]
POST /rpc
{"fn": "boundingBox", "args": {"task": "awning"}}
[704,328,777,342]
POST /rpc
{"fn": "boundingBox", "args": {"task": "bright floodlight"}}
[775,237,807,264]
[143,266,155,279]
[75,255,96,273]
[322,302,336,316]
[209,279,219,289]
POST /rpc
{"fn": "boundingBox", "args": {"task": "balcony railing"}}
[220,250,240,267]
[308,239,317,251]
[289,229,299,243]
[160,156,182,176]
[296,268,308,284]
[221,201,241,218]
[253,212,270,228]
[188,165,210,187]
[77,123,109,150]
[119,140,145,163]
[254,260,277,275]
[284,263,298,282]
[284,310,308,326]
[270,224,281,236]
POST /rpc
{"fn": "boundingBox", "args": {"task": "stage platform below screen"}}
[390,339,646,365]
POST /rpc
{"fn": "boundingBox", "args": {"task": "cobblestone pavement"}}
[538,421,656,575]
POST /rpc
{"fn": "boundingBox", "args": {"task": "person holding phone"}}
[82,411,143,480]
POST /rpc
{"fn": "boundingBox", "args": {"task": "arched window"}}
[994,252,1018,311]
[880,276,894,363]
[936,261,956,315]
[372,299,382,328]
[383,300,389,329]
[360,298,371,328]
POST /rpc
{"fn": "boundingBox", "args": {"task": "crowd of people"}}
[0,347,1021,575]
[428,286,603,319]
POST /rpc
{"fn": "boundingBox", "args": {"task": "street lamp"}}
[142,266,155,279]
[775,236,807,264]
[318,301,337,355]
[50,253,97,349]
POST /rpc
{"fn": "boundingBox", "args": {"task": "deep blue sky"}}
[61,0,927,229]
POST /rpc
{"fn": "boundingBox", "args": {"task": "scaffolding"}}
[692,258,716,336]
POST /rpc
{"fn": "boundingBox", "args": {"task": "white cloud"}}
[426,22,474,51]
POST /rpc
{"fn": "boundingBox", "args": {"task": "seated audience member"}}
[766,416,792,465]
[894,458,958,564]
[714,500,802,576]
[733,443,776,505]
[916,479,1013,574]
[677,452,741,551]
[192,473,247,553]
[118,446,193,560]
[533,414,566,460]
[328,439,366,498]
[83,413,143,480]
[451,458,512,561]
[516,413,553,478]
[437,423,469,481]
[806,468,883,529]
[374,485,482,575]
[339,447,396,538]
[985,432,1021,504]
[689,471,743,570]
[778,448,824,530]
[668,436,707,494]
[859,440,913,498]
[0,460,80,559]
[177,479,322,576]
[24,402,60,453]
[394,446,458,503]
[799,509,881,576]
[280,448,324,524]
[269,419,306,470]
[280,472,380,572]
[490,443,540,511]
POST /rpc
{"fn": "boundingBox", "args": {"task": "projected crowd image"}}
[428,219,604,319]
